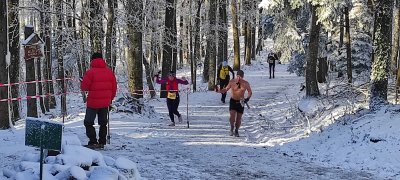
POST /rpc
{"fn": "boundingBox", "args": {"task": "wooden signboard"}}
[24,44,43,59]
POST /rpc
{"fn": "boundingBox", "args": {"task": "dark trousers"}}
[167,95,180,122]
[220,79,229,102]
[84,107,108,144]
[269,63,275,78]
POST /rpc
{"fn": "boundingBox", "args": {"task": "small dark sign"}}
[25,117,63,151]
[24,44,43,60]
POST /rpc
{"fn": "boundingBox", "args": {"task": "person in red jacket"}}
[81,53,117,148]
[154,71,189,126]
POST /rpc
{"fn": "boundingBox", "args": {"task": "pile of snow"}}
[113,95,156,117]
[298,97,321,118]
[0,135,141,180]
[276,105,400,179]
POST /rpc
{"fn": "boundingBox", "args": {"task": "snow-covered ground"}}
[1,56,398,179]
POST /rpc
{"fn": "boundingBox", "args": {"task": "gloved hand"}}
[79,77,83,82]
[244,97,250,104]
[214,85,219,92]
[154,71,161,78]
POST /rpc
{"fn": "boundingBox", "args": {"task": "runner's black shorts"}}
[229,98,244,114]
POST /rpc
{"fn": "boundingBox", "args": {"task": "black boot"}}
[99,125,108,145]
[234,129,239,137]
[85,125,97,145]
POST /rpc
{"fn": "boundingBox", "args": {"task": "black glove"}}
[244,97,250,104]
[79,77,83,82]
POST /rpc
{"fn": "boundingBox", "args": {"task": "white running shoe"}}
[168,122,175,126]
[178,116,183,123]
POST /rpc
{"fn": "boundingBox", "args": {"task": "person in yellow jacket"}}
[217,60,235,103]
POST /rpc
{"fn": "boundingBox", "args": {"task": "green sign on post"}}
[25,117,63,150]
[25,117,63,180]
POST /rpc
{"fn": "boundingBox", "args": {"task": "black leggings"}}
[167,95,180,122]
[220,79,229,101]
[269,63,275,78]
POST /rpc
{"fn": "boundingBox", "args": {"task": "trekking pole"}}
[107,106,111,144]
[187,87,189,128]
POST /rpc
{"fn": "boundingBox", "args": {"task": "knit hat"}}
[168,71,176,76]
[91,52,103,60]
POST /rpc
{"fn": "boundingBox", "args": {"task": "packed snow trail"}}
[69,63,376,179]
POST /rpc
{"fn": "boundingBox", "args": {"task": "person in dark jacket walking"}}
[217,60,234,103]
[155,71,189,126]
[268,52,278,79]
[81,53,117,148]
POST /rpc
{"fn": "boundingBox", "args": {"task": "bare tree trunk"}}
[245,20,251,65]
[208,0,217,89]
[192,0,202,91]
[106,0,116,70]
[392,0,400,74]
[231,0,240,70]
[179,16,184,68]
[9,0,20,120]
[74,0,87,103]
[217,0,227,65]
[370,0,394,110]
[90,0,104,53]
[306,4,320,97]
[55,0,66,116]
[256,8,263,55]
[0,1,10,128]
[344,7,352,83]
[127,0,144,99]
[161,0,176,98]
[251,2,256,60]
[172,1,178,73]
[143,54,156,98]
[339,13,344,48]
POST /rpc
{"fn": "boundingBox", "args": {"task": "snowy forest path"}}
[99,64,377,179]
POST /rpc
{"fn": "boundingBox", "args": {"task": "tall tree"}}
[192,0,203,91]
[305,4,320,97]
[217,0,228,65]
[244,0,251,65]
[207,0,217,89]
[251,1,256,60]
[106,0,117,71]
[344,7,352,83]
[161,0,176,98]
[231,0,240,70]
[8,0,20,120]
[127,0,144,99]
[55,0,66,116]
[0,0,10,128]
[370,0,394,110]
[172,0,178,72]
[90,0,104,53]
[392,0,400,74]
[255,8,263,55]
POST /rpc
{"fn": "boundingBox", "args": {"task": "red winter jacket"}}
[81,58,117,108]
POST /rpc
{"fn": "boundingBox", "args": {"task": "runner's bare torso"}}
[223,79,252,101]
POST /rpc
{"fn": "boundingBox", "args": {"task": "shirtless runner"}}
[216,70,252,137]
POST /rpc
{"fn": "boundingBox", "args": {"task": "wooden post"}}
[24,26,38,118]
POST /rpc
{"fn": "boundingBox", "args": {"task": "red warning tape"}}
[0,78,73,87]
